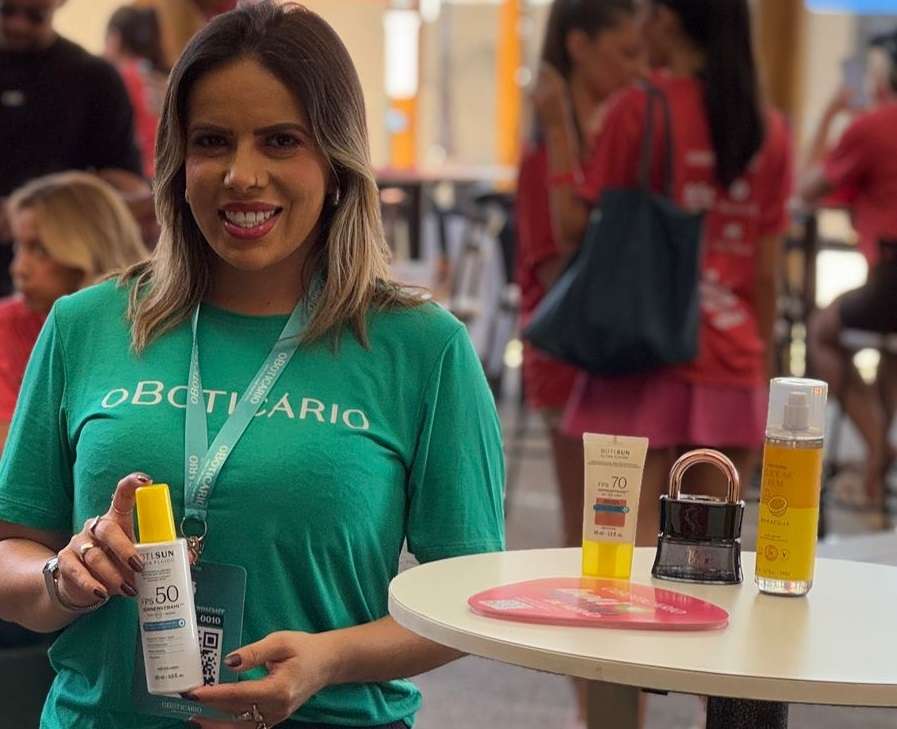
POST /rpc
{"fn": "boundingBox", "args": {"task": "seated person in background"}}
[105,6,169,180]
[0,172,149,449]
[800,30,897,507]
[0,0,150,291]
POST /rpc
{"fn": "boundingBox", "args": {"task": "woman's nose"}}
[223,144,266,192]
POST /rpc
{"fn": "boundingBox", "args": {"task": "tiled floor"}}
[411,388,897,729]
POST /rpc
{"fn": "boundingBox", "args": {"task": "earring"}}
[332,186,341,207]
[184,189,191,205]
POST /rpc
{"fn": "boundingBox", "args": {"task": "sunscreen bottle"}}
[581,434,649,579]
[755,378,828,596]
[134,484,204,695]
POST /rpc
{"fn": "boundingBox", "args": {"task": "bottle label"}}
[755,442,823,583]
[581,434,648,546]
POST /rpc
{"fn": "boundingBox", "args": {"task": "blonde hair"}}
[8,172,148,283]
[122,1,421,353]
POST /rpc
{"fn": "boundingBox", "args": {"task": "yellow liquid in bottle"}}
[755,437,824,595]
[582,540,634,579]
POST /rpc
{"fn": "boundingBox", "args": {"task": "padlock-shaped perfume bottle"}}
[651,449,744,585]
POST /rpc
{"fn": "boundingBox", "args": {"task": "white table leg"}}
[585,681,640,729]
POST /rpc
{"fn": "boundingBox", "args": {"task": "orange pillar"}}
[496,0,523,169]
[755,0,806,124]
[385,6,421,170]
[389,97,418,170]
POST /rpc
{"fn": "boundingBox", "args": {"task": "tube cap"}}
[766,377,828,439]
[135,484,177,544]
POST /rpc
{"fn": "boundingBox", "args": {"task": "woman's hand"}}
[532,62,571,130]
[824,85,856,119]
[186,631,335,728]
[55,472,150,607]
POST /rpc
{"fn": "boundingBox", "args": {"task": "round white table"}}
[389,547,897,728]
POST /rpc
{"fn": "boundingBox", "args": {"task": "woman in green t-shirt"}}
[0,3,505,728]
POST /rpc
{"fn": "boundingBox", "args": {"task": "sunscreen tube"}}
[134,484,203,695]
[582,434,649,579]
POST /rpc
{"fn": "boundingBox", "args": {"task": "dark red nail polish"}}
[122,582,138,597]
[181,692,199,701]
[129,556,145,572]
[94,589,108,601]
[135,473,151,483]
[224,653,241,668]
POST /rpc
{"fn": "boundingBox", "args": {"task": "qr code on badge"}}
[198,626,223,686]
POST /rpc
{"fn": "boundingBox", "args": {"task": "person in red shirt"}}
[800,31,897,507]
[519,0,643,551]
[105,6,169,180]
[0,172,148,448]
[542,0,793,545]
[518,3,644,726]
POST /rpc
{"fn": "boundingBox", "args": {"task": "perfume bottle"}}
[652,449,744,585]
[755,378,828,596]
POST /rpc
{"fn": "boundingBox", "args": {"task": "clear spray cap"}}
[766,377,828,438]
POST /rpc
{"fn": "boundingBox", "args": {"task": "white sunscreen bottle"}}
[134,483,204,695]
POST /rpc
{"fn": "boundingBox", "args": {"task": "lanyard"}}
[182,298,308,562]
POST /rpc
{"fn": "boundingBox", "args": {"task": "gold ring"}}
[79,541,96,558]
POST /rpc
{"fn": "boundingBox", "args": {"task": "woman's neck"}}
[206,262,307,316]
[665,43,706,78]
[567,73,605,145]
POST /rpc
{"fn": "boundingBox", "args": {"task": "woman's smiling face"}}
[184,56,330,282]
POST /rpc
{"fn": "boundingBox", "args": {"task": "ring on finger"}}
[79,541,97,559]
[88,514,104,536]
[235,703,267,727]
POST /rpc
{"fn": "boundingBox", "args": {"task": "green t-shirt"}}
[0,280,505,729]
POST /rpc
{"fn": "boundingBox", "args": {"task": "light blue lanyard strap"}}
[182,298,308,558]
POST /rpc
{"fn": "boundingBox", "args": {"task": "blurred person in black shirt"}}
[0,0,148,294]
[0,0,146,647]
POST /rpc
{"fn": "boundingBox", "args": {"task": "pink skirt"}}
[562,372,767,450]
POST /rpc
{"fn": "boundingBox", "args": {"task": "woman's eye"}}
[267,133,301,150]
[191,134,228,149]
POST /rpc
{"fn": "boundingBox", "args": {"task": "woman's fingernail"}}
[186,719,202,728]
[94,589,109,601]
[224,653,241,668]
[134,473,151,483]
[129,556,145,572]
[122,582,138,597]
[181,692,199,701]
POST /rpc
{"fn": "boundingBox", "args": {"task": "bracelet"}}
[42,556,107,614]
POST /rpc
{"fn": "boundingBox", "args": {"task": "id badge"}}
[133,561,247,721]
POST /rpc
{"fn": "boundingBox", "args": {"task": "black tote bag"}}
[523,84,704,376]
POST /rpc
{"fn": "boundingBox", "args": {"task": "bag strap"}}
[637,81,674,196]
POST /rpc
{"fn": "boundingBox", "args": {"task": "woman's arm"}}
[0,473,152,633]
[187,617,462,727]
[802,87,852,171]
[0,521,75,633]
[532,65,591,254]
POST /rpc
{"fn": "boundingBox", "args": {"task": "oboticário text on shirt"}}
[101,380,371,430]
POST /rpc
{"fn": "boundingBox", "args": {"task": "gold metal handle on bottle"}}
[668,448,741,503]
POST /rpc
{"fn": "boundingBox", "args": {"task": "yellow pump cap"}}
[135,484,177,544]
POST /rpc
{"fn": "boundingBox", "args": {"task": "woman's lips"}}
[218,207,282,240]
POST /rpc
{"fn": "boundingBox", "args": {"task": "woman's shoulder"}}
[51,278,130,327]
[370,299,465,344]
